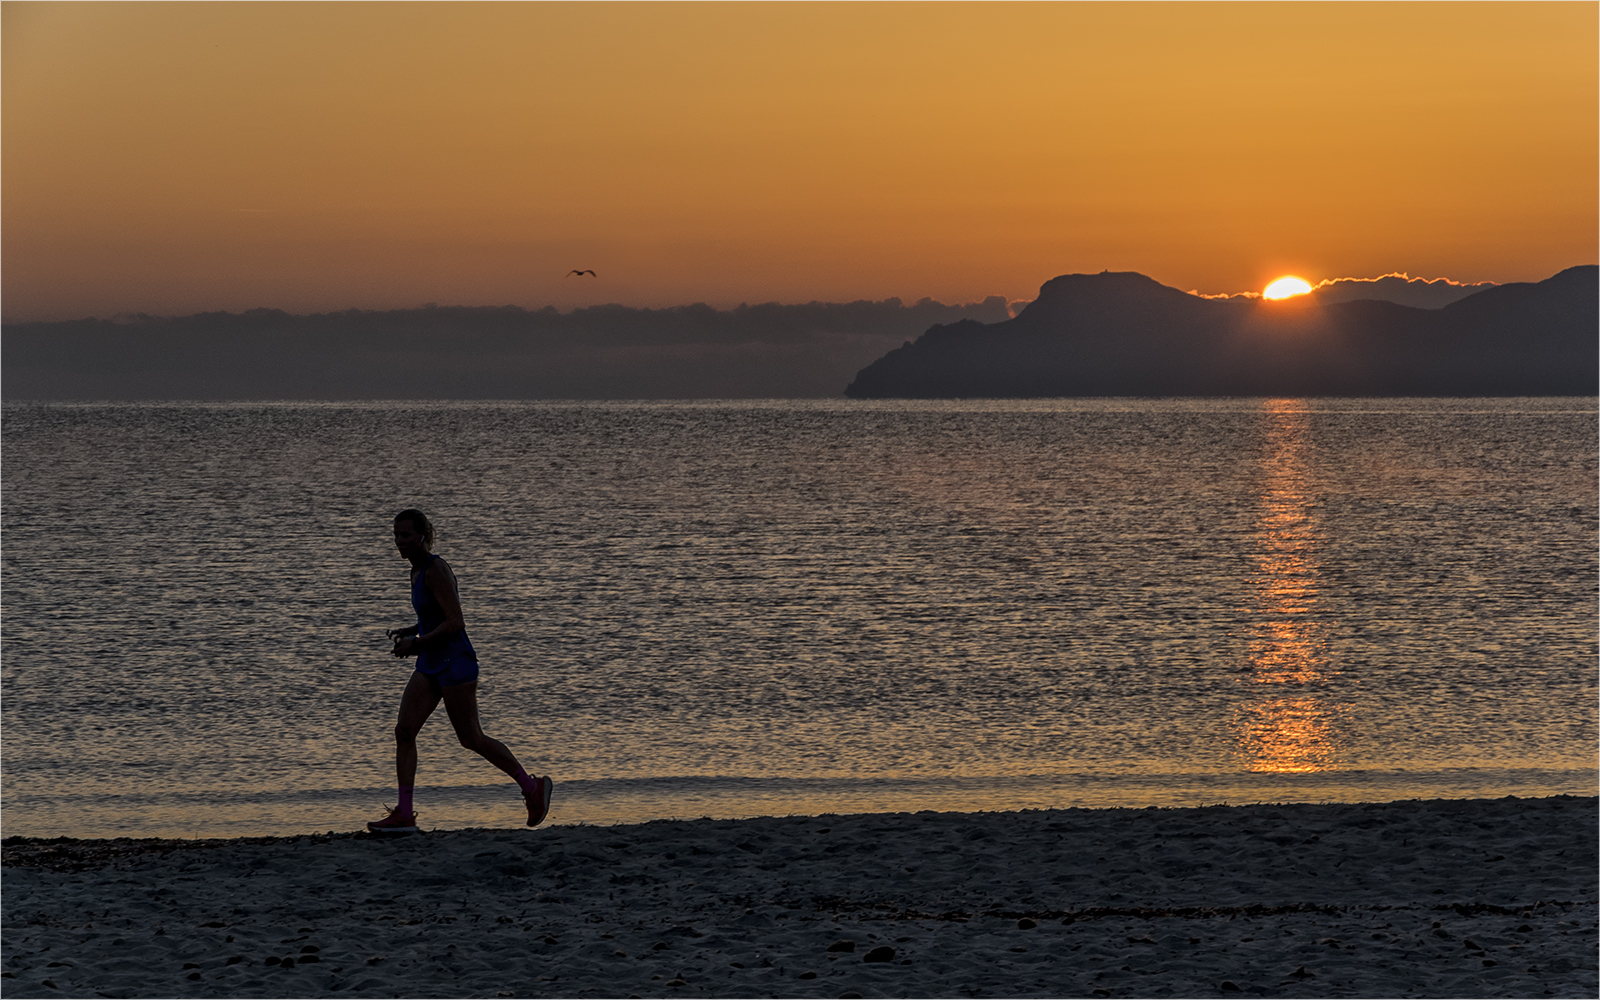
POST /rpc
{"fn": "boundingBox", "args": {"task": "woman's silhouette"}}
[368,509,553,832]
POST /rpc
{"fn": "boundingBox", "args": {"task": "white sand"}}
[3,796,1594,998]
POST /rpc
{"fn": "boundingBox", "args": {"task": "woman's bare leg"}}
[395,671,441,788]
[440,681,525,777]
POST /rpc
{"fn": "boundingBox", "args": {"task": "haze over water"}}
[3,398,1595,840]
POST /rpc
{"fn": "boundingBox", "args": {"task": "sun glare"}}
[1263,277,1313,300]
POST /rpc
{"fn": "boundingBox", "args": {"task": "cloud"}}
[1186,273,1498,308]
[1309,273,1497,309]
[1187,289,1261,301]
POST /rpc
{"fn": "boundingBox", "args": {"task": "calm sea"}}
[3,399,1595,840]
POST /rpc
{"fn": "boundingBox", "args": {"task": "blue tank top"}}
[412,554,478,672]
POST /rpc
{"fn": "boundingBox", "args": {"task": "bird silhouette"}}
[567,269,597,278]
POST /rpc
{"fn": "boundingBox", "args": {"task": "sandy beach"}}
[3,795,1594,999]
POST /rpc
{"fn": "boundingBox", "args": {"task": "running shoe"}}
[366,806,420,834]
[524,776,554,828]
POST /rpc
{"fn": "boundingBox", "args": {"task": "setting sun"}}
[1263,277,1314,300]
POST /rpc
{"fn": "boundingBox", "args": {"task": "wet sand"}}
[3,795,1595,998]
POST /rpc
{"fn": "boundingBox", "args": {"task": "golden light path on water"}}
[1233,398,1347,773]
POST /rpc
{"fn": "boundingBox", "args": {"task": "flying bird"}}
[567,269,597,278]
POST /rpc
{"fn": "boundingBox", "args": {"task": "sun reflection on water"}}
[1232,398,1346,773]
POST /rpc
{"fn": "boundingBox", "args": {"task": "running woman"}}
[368,509,553,832]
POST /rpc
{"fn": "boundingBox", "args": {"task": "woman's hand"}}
[387,627,420,656]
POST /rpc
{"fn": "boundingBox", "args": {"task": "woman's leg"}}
[395,670,442,789]
[441,680,552,826]
[439,681,525,777]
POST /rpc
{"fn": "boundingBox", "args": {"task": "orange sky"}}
[3,2,1595,322]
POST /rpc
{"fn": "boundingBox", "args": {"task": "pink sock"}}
[398,785,414,815]
[511,767,540,796]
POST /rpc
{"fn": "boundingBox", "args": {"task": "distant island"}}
[2,297,1011,400]
[846,266,1598,398]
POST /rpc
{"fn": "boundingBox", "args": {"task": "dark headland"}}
[846,265,1598,398]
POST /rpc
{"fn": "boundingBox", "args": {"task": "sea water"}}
[3,398,1595,839]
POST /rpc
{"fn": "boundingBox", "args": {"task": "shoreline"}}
[6,765,1595,842]
[4,796,1595,998]
[3,788,1597,857]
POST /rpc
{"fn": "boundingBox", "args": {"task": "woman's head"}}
[393,508,435,552]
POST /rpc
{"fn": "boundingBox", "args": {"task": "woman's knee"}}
[395,722,420,744]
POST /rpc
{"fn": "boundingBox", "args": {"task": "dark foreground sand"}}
[3,796,1595,999]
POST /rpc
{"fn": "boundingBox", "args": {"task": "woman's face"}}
[393,519,428,560]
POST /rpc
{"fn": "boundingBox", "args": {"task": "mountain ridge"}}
[845,266,1598,398]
